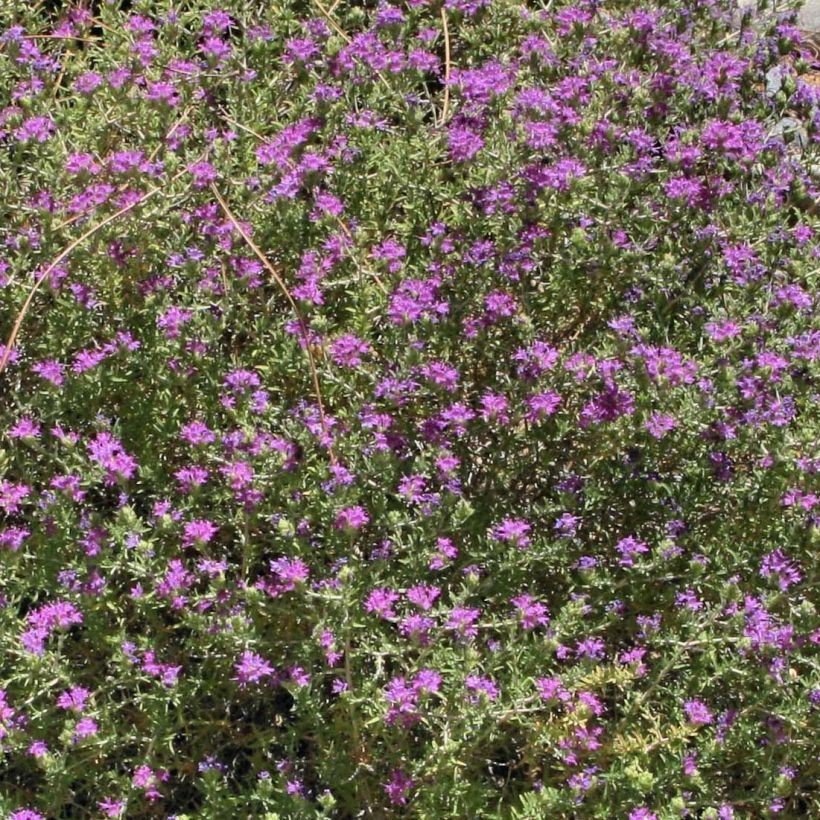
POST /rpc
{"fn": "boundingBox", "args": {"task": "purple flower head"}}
[182,519,218,548]
[175,465,210,491]
[445,606,480,640]
[554,513,580,538]
[72,717,98,741]
[180,420,215,445]
[0,481,31,514]
[15,116,55,142]
[580,385,635,428]
[526,391,562,422]
[465,674,499,703]
[760,549,802,591]
[615,536,649,568]
[406,584,440,610]
[0,527,30,552]
[645,413,677,439]
[492,517,532,549]
[28,740,49,758]
[511,594,549,629]
[384,769,414,806]
[448,118,485,162]
[684,699,713,726]
[57,687,90,712]
[365,588,400,620]
[335,505,369,530]
[537,677,571,703]
[329,334,370,367]
[388,277,448,324]
[87,432,138,484]
[575,637,606,661]
[233,651,275,687]
[188,160,219,188]
[31,359,64,385]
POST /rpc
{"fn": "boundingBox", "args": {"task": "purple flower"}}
[526,391,562,422]
[760,549,802,591]
[31,359,65,385]
[511,594,549,629]
[388,277,448,324]
[445,607,481,640]
[480,392,510,424]
[492,517,532,549]
[233,651,275,687]
[157,306,193,338]
[645,412,677,439]
[335,505,369,530]
[175,466,210,491]
[384,769,414,806]
[182,519,218,548]
[329,334,370,367]
[28,741,48,758]
[615,536,649,568]
[365,588,400,619]
[188,161,219,188]
[575,637,606,661]
[15,116,55,142]
[87,432,138,484]
[447,119,484,162]
[406,584,440,610]
[0,480,31,513]
[465,674,499,703]
[180,421,215,445]
[72,717,98,741]
[580,384,635,427]
[0,527,30,552]
[684,699,713,726]
[554,513,580,538]
[57,687,90,712]
[537,677,571,703]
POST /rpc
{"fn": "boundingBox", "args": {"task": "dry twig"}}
[440,8,452,124]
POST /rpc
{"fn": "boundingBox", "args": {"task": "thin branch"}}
[440,7,452,125]
[208,183,335,462]
[312,0,352,44]
[22,34,100,43]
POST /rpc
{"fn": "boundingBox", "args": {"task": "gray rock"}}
[737,0,820,31]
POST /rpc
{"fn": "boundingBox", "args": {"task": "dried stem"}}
[440,8,452,125]
[312,0,352,43]
[22,34,100,43]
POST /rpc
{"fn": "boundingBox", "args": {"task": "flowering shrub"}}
[1,0,819,817]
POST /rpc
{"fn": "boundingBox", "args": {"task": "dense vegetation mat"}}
[1,1,819,817]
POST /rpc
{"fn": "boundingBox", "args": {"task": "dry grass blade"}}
[440,8,452,125]
[208,183,335,462]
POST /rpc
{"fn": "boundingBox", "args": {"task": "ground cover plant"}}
[0,0,819,816]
